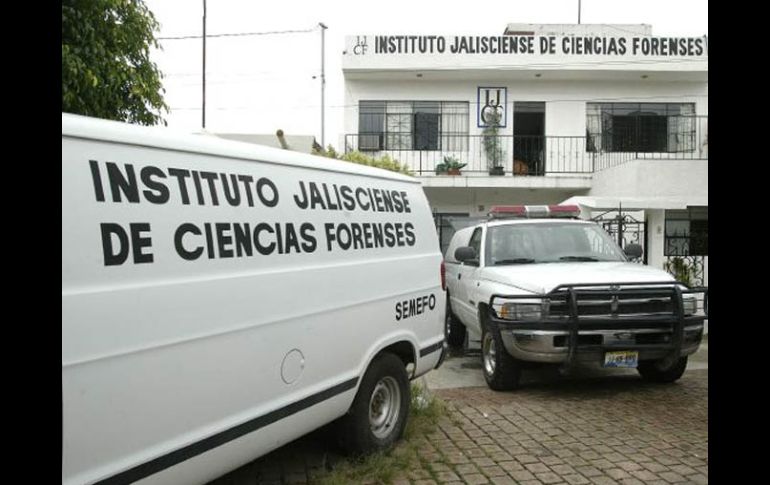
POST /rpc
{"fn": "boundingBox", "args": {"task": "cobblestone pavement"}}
[211,364,708,485]
[409,370,708,485]
[210,364,707,485]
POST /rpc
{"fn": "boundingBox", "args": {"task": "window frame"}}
[586,102,697,154]
[664,207,708,257]
[358,100,469,152]
[467,228,483,267]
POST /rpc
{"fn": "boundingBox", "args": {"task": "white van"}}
[62,114,446,485]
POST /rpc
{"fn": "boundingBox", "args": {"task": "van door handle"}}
[458,274,461,280]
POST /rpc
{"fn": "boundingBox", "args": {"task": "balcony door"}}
[513,102,545,175]
[414,109,440,150]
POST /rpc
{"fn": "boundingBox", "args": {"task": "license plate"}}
[603,350,639,368]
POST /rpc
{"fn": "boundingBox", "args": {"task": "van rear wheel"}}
[336,352,410,455]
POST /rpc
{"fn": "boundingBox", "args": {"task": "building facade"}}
[341,24,708,285]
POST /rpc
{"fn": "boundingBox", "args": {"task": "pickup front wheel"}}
[637,356,688,383]
[481,315,521,391]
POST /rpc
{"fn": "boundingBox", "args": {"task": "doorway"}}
[513,102,545,176]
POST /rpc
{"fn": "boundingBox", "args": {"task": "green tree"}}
[62,0,168,125]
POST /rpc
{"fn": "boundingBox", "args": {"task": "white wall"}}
[589,159,708,201]
[647,209,666,271]
[344,79,707,137]
[344,70,709,300]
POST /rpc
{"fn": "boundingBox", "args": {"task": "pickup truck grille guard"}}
[488,281,708,366]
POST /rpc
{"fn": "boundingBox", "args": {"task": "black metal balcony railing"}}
[344,134,595,175]
[590,115,709,172]
[343,116,708,176]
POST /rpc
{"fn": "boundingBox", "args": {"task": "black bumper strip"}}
[490,316,706,332]
[95,376,359,485]
[420,340,445,357]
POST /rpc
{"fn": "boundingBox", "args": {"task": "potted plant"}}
[435,155,467,175]
[482,111,505,175]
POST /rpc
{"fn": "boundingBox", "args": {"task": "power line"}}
[158,27,316,41]
[165,69,318,78]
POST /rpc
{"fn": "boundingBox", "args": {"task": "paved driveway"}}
[210,341,708,484]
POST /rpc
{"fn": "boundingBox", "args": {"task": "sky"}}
[144,0,708,148]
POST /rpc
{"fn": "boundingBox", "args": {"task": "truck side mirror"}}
[455,246,478,264]
[624,243,643,260]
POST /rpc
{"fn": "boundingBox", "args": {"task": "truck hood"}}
[482,262,675,295]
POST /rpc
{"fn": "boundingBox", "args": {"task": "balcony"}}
[343,116,707,178]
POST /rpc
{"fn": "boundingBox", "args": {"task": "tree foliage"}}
[314,145,413,176]
[62,0,168,125]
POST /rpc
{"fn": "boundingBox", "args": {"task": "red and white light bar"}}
[488,205,581,219]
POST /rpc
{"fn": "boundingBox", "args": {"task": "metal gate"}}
[591,209,648,264]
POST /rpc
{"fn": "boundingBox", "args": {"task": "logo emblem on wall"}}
[477,87,507,128]
[353,36,368,55]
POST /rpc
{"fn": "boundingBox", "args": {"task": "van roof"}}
[62,113,419,185]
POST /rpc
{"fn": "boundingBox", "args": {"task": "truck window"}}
[468,228,483,263]
[485,223,626,265]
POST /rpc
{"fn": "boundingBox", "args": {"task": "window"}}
[359,101,385,150]
[484,223,626,266]
[414,103,440,150]
[468,228,483,265]
[665,207,708,256]
[358,101,469,151]
[586,103,696,153]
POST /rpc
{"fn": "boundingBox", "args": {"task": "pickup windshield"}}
[485,222,627,266]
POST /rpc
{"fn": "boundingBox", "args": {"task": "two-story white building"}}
[341,23,708,285]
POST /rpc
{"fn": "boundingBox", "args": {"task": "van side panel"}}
[62,128,443,484]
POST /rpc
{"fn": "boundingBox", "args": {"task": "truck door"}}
[455,227,484,329]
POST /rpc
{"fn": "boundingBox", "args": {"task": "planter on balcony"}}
[436,156,467,176]
[483,116,506,177]
[436,166,462,176]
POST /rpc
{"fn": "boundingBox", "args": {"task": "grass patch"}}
[314,383,448,485]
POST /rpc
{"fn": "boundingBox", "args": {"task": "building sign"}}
[346,35,707,57]
[352,36,369,55]
[477,87,507,128]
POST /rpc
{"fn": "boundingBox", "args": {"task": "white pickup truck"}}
[444,205,707,391]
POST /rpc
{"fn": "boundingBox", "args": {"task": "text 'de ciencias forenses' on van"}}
[89,159,418,265]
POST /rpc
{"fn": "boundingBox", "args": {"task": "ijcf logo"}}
[477,87,507,128]
[353,36,368,55]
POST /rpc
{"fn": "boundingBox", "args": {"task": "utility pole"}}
[578,0,582,24]
[202,0,207,129]
[319,22,327,148]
